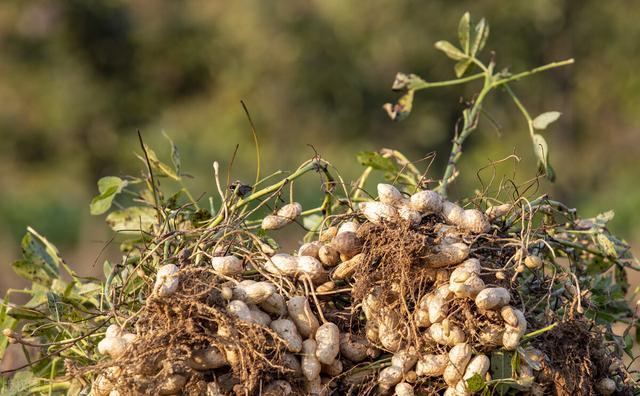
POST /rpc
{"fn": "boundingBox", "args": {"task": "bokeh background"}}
[0,0,639,303]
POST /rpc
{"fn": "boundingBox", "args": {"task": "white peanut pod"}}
[295,255,327,283]
[270,319,303,353]
[500,306,526,328]
[287,296,320,338]
[263,380,293,396]
[398,205,422,226]
[233,281,275,304]
[450,273,485,299]
[154,264,180,297]
[248,305,271,326]
[450,258,481,281]
[475,287,511,310]
[261,215,291,230]
[443,343,472,386]
[301,339,322,381]
[305,376,326,396]
[339,333,370,362]
[360,201,398,224]
[211,256,243,276]
[187,346,227,370]
[338,221,359,234]
[378,183,406,206]
[278,202,303,220]
[391,347,418,373]
[264,254,298,275]
[395,382,415,396]
[259,292,287,316]
[414,308,431,328]
[442,201,466,227]
[501,306,527,350]
[97,336,127,359]
[226,300,254,323]
[410,190,443,214]
[461,209,491,234]
[415,354,448,377]
[429,323,466,346]
[455,355,491,394]
[321,359,343,376]
[332,253,364,280]
[428,294,449,324]
[427,242,469,268]
[158,374,187,395]
[315,322,340,365]
[485,203,512,219]
[318,245,340,266]
[378,310,404,352]
[365,319,380,343]
[299,241,322,258]
[105,324,121,338]
[378,365,403,390]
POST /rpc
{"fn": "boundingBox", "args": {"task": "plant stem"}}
[493,59,574,87]
[411,72,484,90]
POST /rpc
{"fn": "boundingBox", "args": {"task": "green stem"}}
[29,382,70,393]
[493,58,574,87]
[523,322,558,340]
[504,84,534,138]
[207,161,321,228]
[411,72,484,90]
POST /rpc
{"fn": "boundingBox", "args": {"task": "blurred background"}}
[0,0,639,298]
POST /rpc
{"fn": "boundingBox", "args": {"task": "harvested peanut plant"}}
[1,12,639,396]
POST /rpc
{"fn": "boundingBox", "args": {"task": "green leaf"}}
[466,373,486,392]
[163,131,181,176]
[596,233,618,258]
[383,90,414,121]
[90,176,128,215]
[303,214,323,231]
[532,111,561,130]
[139,145,181,180]
[12,229,62,285]
[12,259,54,286]
[454,59,472,78]
[434,40,467,61]
[0,297,18,361]
[106,206,157,234]
[458,12,471,54]
[471,18,489,56]
[532,134,555,181]
[491,351,513,395]
[595,210,615,227]
[5,371,39,396]
[356,151,396,172]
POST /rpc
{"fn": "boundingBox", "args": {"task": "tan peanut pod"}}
[596,378,616,395]
[461,209,491,233]
[428,294,449,324]
[282,352,302,376]
[220,286,233,301]
[263,380,293,396]
[398,205,422,226]
[299,241,323,258]
[258,240,276,256]
[97,337,127,359]
[305,376,326,396]
[427,242,469,268]
[443,343,472,386]
[233,281,275,304]
[436,284,454,300]
[360,201,398,224]
[249,305,271,327]
[478,326,504,346]
[259,292,286,316]
[475,287,511,310]
[337,221,359,235]
[414,308,431,328]
[415,354,448,377]
[410,190,443,214]
[451,258,481,279]
[158,374,187,395]
[455,354,491,394]
[321,359,343,376]
[301,339,322,381]
[339,333,370,362]
[154,264,180,297]
[105,324,121,338]
[365,319,380,343]
[391,347,418,373]
[315,322,340,365]
[287,296,320,338]
[332,231,362,259]
[450,273,485,299]
[187,346,227,370]
[277,202,302,220]
[377,183,406,206]
[261,214,291,230]
[264,254,298,275]
[524,255,543,269]
[318,244,340,266]
[92,367,120,396]
[443,388,460,396]
[316,281,335,293]
[211,256,243,276]
[319,226,338,242]
[395,382,415,396]
[500,306,525,328]
[434,223,464,244]
[501,307,527,350]
[270,319,303,353]
[332,253,364,280]
[442,201,466,226]
[485,203,512,220]
[378,365,403,390]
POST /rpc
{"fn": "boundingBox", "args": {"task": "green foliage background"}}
[0,1,639,294]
